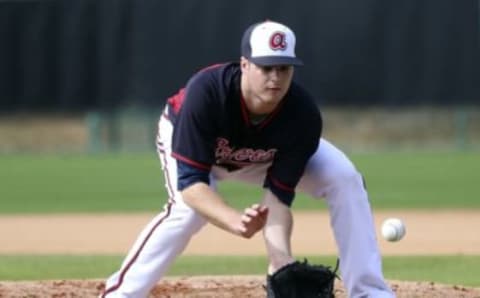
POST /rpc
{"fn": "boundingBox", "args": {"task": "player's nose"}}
[268,68,281,81]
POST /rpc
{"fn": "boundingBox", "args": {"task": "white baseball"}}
[381,218,406,242]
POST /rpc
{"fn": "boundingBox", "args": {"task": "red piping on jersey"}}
[268,175,294,192]
[171,152,211,171]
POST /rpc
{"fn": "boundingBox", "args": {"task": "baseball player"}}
[101,20,395,297]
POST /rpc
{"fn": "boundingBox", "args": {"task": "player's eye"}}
[261,66,274,72]
[260,65,290,73]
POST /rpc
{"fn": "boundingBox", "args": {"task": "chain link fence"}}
[0,106,479,154]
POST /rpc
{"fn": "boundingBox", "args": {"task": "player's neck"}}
[242,93,275,116]
[241,78,277,116]
[248,112,268,125]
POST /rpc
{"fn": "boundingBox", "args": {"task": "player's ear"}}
[240,56,249,72]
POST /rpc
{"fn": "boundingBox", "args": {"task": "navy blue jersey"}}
[166,62,322,206]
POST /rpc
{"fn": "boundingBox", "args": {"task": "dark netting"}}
[0,0,478,111]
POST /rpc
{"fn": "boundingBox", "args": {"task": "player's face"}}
[241,57,294,115]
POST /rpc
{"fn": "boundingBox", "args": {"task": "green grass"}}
[0,151,478,213]
[0,154,165,213]
[1,152,478,288]
[0,255,121,280]
[1,255,479,287]
[353,151,480,209]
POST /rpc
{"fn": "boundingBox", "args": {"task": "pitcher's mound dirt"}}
[1,276,480,298]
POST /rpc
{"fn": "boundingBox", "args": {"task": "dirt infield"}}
[1,277,480,298]
[1,210,480,297]
[2,210,480,255]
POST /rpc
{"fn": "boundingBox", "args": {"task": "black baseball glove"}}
[266,259,339,298]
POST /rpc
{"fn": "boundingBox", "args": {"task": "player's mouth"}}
[266,87,282,93]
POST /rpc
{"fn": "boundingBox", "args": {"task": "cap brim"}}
[249,56,303,66]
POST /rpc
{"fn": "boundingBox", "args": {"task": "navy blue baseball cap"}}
[241,21,303,66]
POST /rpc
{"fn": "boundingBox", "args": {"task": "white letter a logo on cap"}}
[269,32,287,51]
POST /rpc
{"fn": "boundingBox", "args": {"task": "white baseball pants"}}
[102,114,395,298]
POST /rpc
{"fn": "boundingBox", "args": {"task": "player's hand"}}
[238,204,269,238]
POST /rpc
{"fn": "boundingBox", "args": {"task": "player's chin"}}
[260,93,283,106]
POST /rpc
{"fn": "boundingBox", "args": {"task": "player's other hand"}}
[238,204,269,238]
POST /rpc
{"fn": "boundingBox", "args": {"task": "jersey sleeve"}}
[171,72,220,185]
[264,110,322,206]
[177,159,210,191]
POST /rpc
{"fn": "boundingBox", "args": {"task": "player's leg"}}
[296,138,395,298]
[102,114,209,297]
[102,201,206,297]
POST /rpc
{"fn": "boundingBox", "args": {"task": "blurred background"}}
[0,0,479,153]
[0,3,479,287]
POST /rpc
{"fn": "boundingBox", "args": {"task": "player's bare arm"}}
[262,190,295,274]
[182,182,268,238]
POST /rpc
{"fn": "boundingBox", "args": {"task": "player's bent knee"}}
[324,163,363,190]
[322,168,368,203]
[298,164,364,200]
[340,169,365,189]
